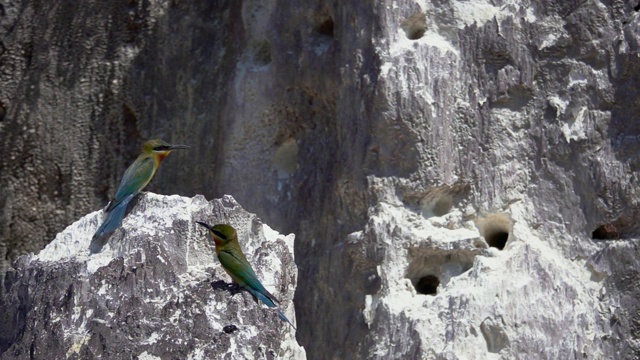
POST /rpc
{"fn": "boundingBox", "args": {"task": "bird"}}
[89,139,189,254]
[196,221,296,329]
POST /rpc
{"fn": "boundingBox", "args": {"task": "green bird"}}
[196,222,296,329]
[90,139,189,254]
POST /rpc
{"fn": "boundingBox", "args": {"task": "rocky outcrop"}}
[0,194,303,359]
[2,0,640,358]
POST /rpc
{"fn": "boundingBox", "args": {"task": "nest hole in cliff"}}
[414,275,439,295]
[314,15,334,37]
[635,2,640,11]
[428,195,453,217]
[592,224,619,240]
[403,183,469,219]
[407,248,477,296]
[475,213,512,250]
[0,101,5,122]
[591,212,640,240]
[401,12,426,40]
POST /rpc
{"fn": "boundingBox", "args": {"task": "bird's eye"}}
[153,145,170,151]
[212,229,226,239]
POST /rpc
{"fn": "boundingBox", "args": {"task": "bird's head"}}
[142,139,190,160]
[196,222,237,247]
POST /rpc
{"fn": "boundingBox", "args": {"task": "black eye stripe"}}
[154,145,170,151]
[212,229,226,239]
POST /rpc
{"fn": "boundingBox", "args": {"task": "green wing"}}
[107,156,155,211]
[218,249,279,303]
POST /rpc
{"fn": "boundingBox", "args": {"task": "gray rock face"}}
[2,0,640,359]
[0,194,303,359]
[0,0,239,268]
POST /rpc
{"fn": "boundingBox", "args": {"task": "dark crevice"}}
[222,324,238,334]
[122,103,141,159]
[211,280,243,296]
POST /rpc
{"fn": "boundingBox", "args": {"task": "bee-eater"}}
[196,221,296,329]
[89,139,189,254]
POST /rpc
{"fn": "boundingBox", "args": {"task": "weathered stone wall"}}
[2,0,640,358]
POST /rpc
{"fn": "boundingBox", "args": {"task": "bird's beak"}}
[196,221,214,231]
[168,144,190,150]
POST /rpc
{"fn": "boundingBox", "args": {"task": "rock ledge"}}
[0,193,304,360]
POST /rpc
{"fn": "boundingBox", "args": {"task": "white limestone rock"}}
[1,193,304,360]
[357,197,608,359]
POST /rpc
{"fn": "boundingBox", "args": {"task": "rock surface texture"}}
[1,0,640,359]
[0,194,302,359]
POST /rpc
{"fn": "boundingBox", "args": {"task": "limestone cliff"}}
[1,0,639,358]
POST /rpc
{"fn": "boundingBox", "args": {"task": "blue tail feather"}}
[89,194,134,254]
[249,288,296,329]
[251,288,277,308]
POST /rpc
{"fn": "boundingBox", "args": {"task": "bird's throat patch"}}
[213,237,222,247]
[155,151,170,162]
